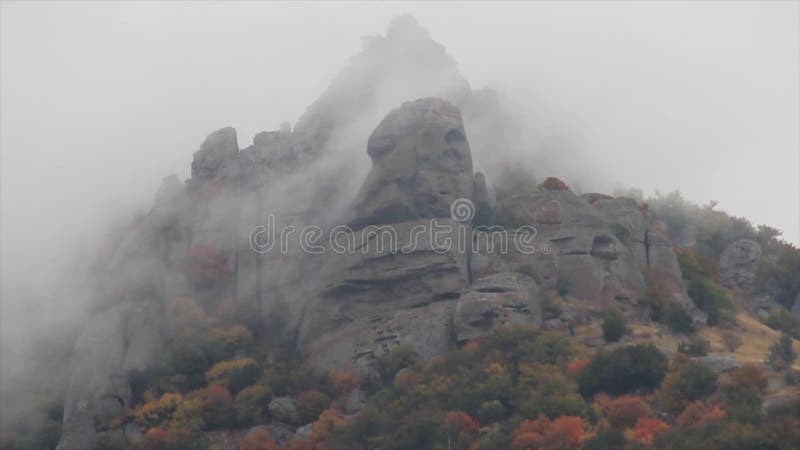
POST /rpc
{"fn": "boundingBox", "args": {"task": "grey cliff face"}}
[454,272,543,344]
[493,189,647,304]
[299,98,477,378]
[56,302,162,450]
[719,238,762,289]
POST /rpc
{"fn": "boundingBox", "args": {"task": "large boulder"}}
[719,239,762,289]
[454,272,543,343]
[693,355,740,373]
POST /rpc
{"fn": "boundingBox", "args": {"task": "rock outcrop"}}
[454,272,543,343]
[694,355,740,373]
[298,98,476,378]
[719,238,762,289]
[493,189,646,304]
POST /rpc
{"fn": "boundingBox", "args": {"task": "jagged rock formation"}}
[719,238,762,289]
[298,98,475,378]
[56,17,707,449]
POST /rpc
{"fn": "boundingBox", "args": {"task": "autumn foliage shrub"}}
[141,428,192,450]
[676,401,726,427]
[440,411,479,449]
[731,365,768,394]
[297,390,332,423]
[538,176,571,192]
[566,358,587,377]
[633,417,670,446]
[512,415,584,450]
[173,384,236,430]
[235,384,272,426]
[205,358,260,394]
[658,360,717,413]
[239,428,278,450]
[593,394,650,428]
[329,368,359,398]
[131,393,183,428]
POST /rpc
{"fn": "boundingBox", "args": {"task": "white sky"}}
[1,1,798,301]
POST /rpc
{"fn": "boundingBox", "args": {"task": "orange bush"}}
[141,428,191,450]
[595,394,651,428]
[171,384,235,430]
[676,401,726,427]
[441,411,479,443]
[240,428,278,450]
[731,365,768,394]
[633,417,670,446]
[194,384,235,428]
[329,369,359,397]
[131,393,182,428]
[512,415,584,450]
[394,370,424,390]
[486,362,508,377]
[311,408,346,442]
[297,390,332,423]
[463,339,481,352]
[538,177,571,192]
[204,358,260,391]
[566,359,587,376]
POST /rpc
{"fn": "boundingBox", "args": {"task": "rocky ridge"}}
[55,18,705,450]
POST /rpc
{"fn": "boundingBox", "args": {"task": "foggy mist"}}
[1,0,798,428]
